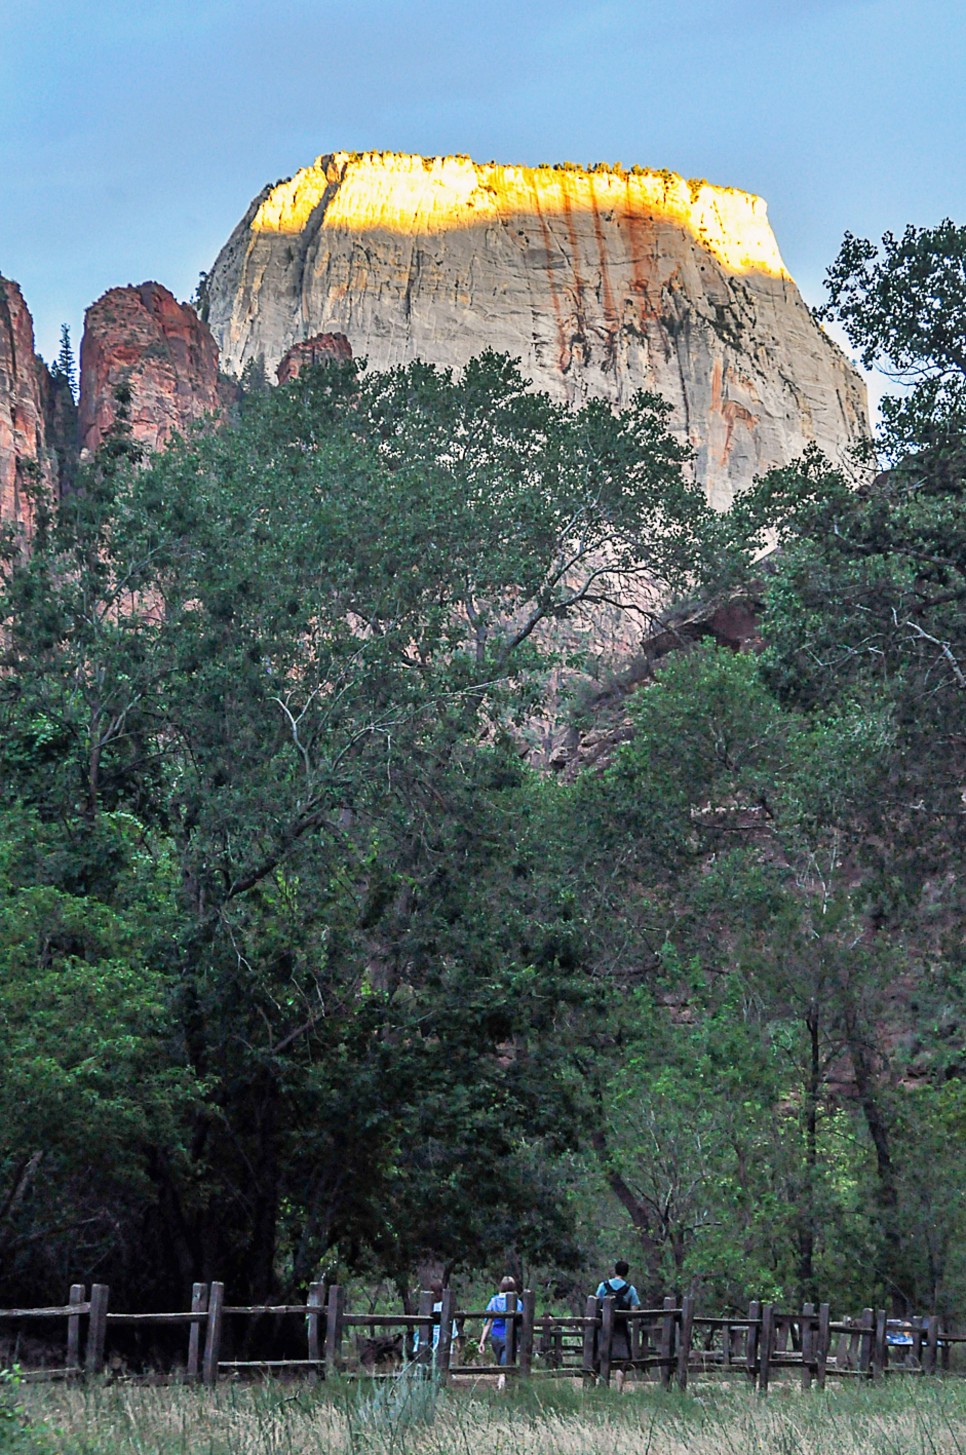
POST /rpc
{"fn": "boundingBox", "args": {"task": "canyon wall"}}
[78,282,223,457]
[206,151,868,508]
[0,276,71,534]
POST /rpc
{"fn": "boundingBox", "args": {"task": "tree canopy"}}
[0,352,710,1305]
[3,225,966,1322]
[818,219,966,459]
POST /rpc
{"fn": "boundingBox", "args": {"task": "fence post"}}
[722,1319,732,1369]
[801,1302,815,1390]
[415,1288,434,1367]
[912,1315,926,1369]
[630,1307,640,1370]
[324,1284,345,1377]
[437,1287,457,1381]
[925,1315,940,1374]
[306,1282,324,1379]
[66,1284,85,1375]
[599,1295,614,1387]
[758,1303,775,1394]
[659,1296,676,1390]
[745,1300,761,1386]
[582,1294,598,1387]
[85,1284,109,1376]
[858,1307,874,1377]
[816,1303,830,1389]
[872,1309,887,1379]
[202,1281,224,1387]
[676,1294,695,1391]
[187,1283,208,1382]
[504,1289,518,1370]
[537,1315,555,1368]
[518,1289,535,1379]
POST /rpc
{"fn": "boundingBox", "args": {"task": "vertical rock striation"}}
[78,282,222,457]
[206,151,868,508]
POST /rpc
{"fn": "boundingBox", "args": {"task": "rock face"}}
[2,276,217,537]
[79,283,222,457]
[206,151,868,508]
[0,277,70,534]
[276,331,352,383]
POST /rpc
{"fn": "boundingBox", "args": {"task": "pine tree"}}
[51,323,77,402]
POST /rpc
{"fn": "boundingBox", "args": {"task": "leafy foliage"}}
[0,352,709,1305]
[5,219,966,1324]
[818,220,966,459]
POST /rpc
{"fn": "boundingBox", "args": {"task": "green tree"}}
[0,806,195,1301]
[578,645,888,1307]
[0,351,710,1304]
[674,219,966,1313]
[818,220,966,459]
[49,323,77,402]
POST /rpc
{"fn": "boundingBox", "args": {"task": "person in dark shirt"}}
[594,1261,641,1391]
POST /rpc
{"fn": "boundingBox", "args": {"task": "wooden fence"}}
[1,1283,962,1389]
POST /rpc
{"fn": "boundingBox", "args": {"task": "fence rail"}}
[0,1282,960,1390]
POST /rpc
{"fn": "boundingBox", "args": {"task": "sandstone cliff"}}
[78,283,222,457]
[276,331,352,384]
[0,277,72,535]
[206,151,868,508]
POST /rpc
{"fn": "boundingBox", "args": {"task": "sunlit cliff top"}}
[250,151,790,281]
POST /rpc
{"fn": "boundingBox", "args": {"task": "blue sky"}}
[1,0,964,388]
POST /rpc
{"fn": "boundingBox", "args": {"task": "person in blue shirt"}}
[412,1279,460,1366]
[479,1276,523,1388]
[594,1261,641,1390]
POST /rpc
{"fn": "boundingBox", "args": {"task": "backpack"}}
[602,1279,633,1312]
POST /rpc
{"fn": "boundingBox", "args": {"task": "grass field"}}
[8,1374,966,1454]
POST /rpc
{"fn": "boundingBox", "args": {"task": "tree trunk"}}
[590,1129,664,1297]
[798,1001,819,1300]
[844,1008,907,1312]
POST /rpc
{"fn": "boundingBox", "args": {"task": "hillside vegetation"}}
[1,223,964,1322]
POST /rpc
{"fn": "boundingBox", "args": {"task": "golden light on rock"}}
[208,146,867,512]
[251,151,790,281]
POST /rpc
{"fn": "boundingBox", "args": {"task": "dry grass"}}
[13,1374,966,1455]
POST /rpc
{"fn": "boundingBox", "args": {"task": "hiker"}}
[479,1276,522,1389]
[595,1260,641,1391]
[412,1279,459,1366]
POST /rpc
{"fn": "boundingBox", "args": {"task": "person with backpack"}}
[595,1261,641,1390]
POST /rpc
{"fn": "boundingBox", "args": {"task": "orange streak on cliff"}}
[710,355,758,467]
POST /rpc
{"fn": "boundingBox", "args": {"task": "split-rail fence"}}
[1,1283,961,1390]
